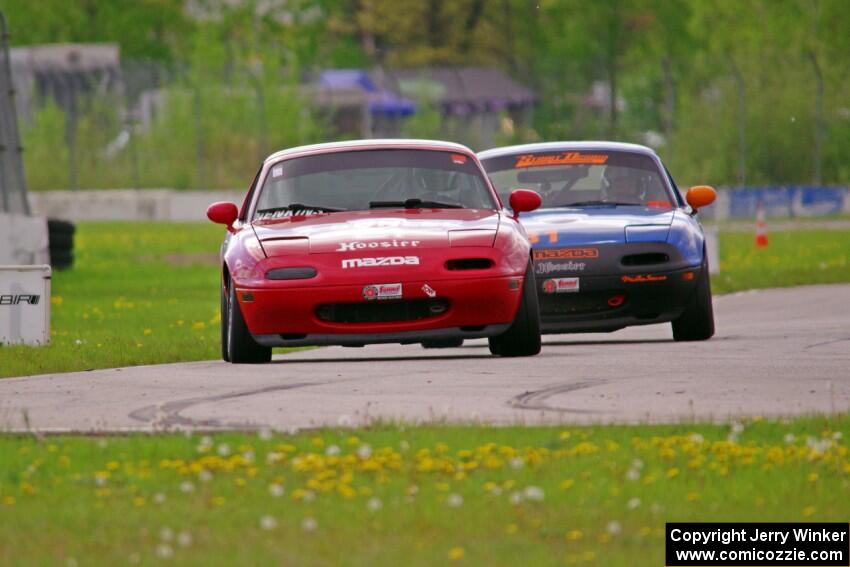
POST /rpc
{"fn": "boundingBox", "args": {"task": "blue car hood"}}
[520,206,677,246]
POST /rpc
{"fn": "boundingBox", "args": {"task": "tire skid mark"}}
[803,337,850,351]
[129,382,319,429]
[508,380,606,414]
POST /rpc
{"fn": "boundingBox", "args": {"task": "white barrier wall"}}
[0,264,51,345]
[29,189,245,222]
[0,213,49,264]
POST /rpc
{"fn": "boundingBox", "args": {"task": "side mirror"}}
[508,189,542,219]
[685,185,716,212]
[207,202,239,232]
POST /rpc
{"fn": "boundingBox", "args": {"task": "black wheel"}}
[49,250,75,270]
[421,338,464,349]
[488,259,542,357]
[672,260,715,341]
[220,280,230,362]
[226,284,272,363]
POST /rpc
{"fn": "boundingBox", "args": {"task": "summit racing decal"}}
[0,294,40,305]
[342,256,420,269]
[336,240,420,252]
[362,283,403,301]
[542,278,580,294]
[534,247,599,260]
[536,260,586,275]
[622,274,668,283]
[515,152,609,168]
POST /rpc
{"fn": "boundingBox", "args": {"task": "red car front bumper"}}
[236,275,524,347]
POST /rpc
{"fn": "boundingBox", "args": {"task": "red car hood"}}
[252,209,501,254]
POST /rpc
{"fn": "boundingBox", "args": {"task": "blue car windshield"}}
[481,150,674,210]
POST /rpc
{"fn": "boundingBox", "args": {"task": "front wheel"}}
[488,259,542,357]
[672,261,715,341]
[220,281,230,362]
[226,284,272,363]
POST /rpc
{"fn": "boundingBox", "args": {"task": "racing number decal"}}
[529,231,558,245]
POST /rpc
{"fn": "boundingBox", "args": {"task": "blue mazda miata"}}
[478,141,716,341]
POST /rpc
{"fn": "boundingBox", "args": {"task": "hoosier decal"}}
[535,260,586,274]
[336,240,420,252]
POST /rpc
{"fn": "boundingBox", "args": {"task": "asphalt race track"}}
[1,284,848,433]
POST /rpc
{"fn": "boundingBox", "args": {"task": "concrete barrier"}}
[0,213,49,264]
[28,186,850,223]
[28,189,245,222]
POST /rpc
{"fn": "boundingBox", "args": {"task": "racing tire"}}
[672,261,715,341]
[226,284,272,364]
[421,338,464,349]
[488,259,542,357]
[220,282,231,362]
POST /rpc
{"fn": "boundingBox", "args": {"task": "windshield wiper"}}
[557,200,642,207]
[257,203,346,214]
[369,198,462,209]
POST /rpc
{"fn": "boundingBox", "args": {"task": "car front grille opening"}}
[315,299,450,324]
[445,258,493,270]
[621,252,669,266]
[540,291,628,315]
[279,333,307,341]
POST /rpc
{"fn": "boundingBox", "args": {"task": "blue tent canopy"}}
[320,69,415,117]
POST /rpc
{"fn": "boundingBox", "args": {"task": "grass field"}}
[1,417,847,566]
[0,222,848,378]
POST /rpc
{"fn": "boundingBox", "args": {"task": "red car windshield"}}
[481,150,674,209]
[254,149,497,220]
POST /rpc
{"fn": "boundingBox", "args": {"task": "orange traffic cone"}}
[755,202,768,248]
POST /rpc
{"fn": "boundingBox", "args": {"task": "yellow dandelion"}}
[666,467,680,479]
[192,321,206,331]
[566,529,583,541]
[211,496,226,507]
[448,547,465,561]
[803,506,816,517]
[51,295,63,306]
[560,479,575,490]
[505,523,519,535]
[807,473,818,482]
[687,491,700,502]
[143,328,153,335]
[132,497,146,507]
[3,496,16,506]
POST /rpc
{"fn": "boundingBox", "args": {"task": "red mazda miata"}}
[207,140,543,363]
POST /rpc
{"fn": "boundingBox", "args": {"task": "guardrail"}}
[707,186,849,220]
